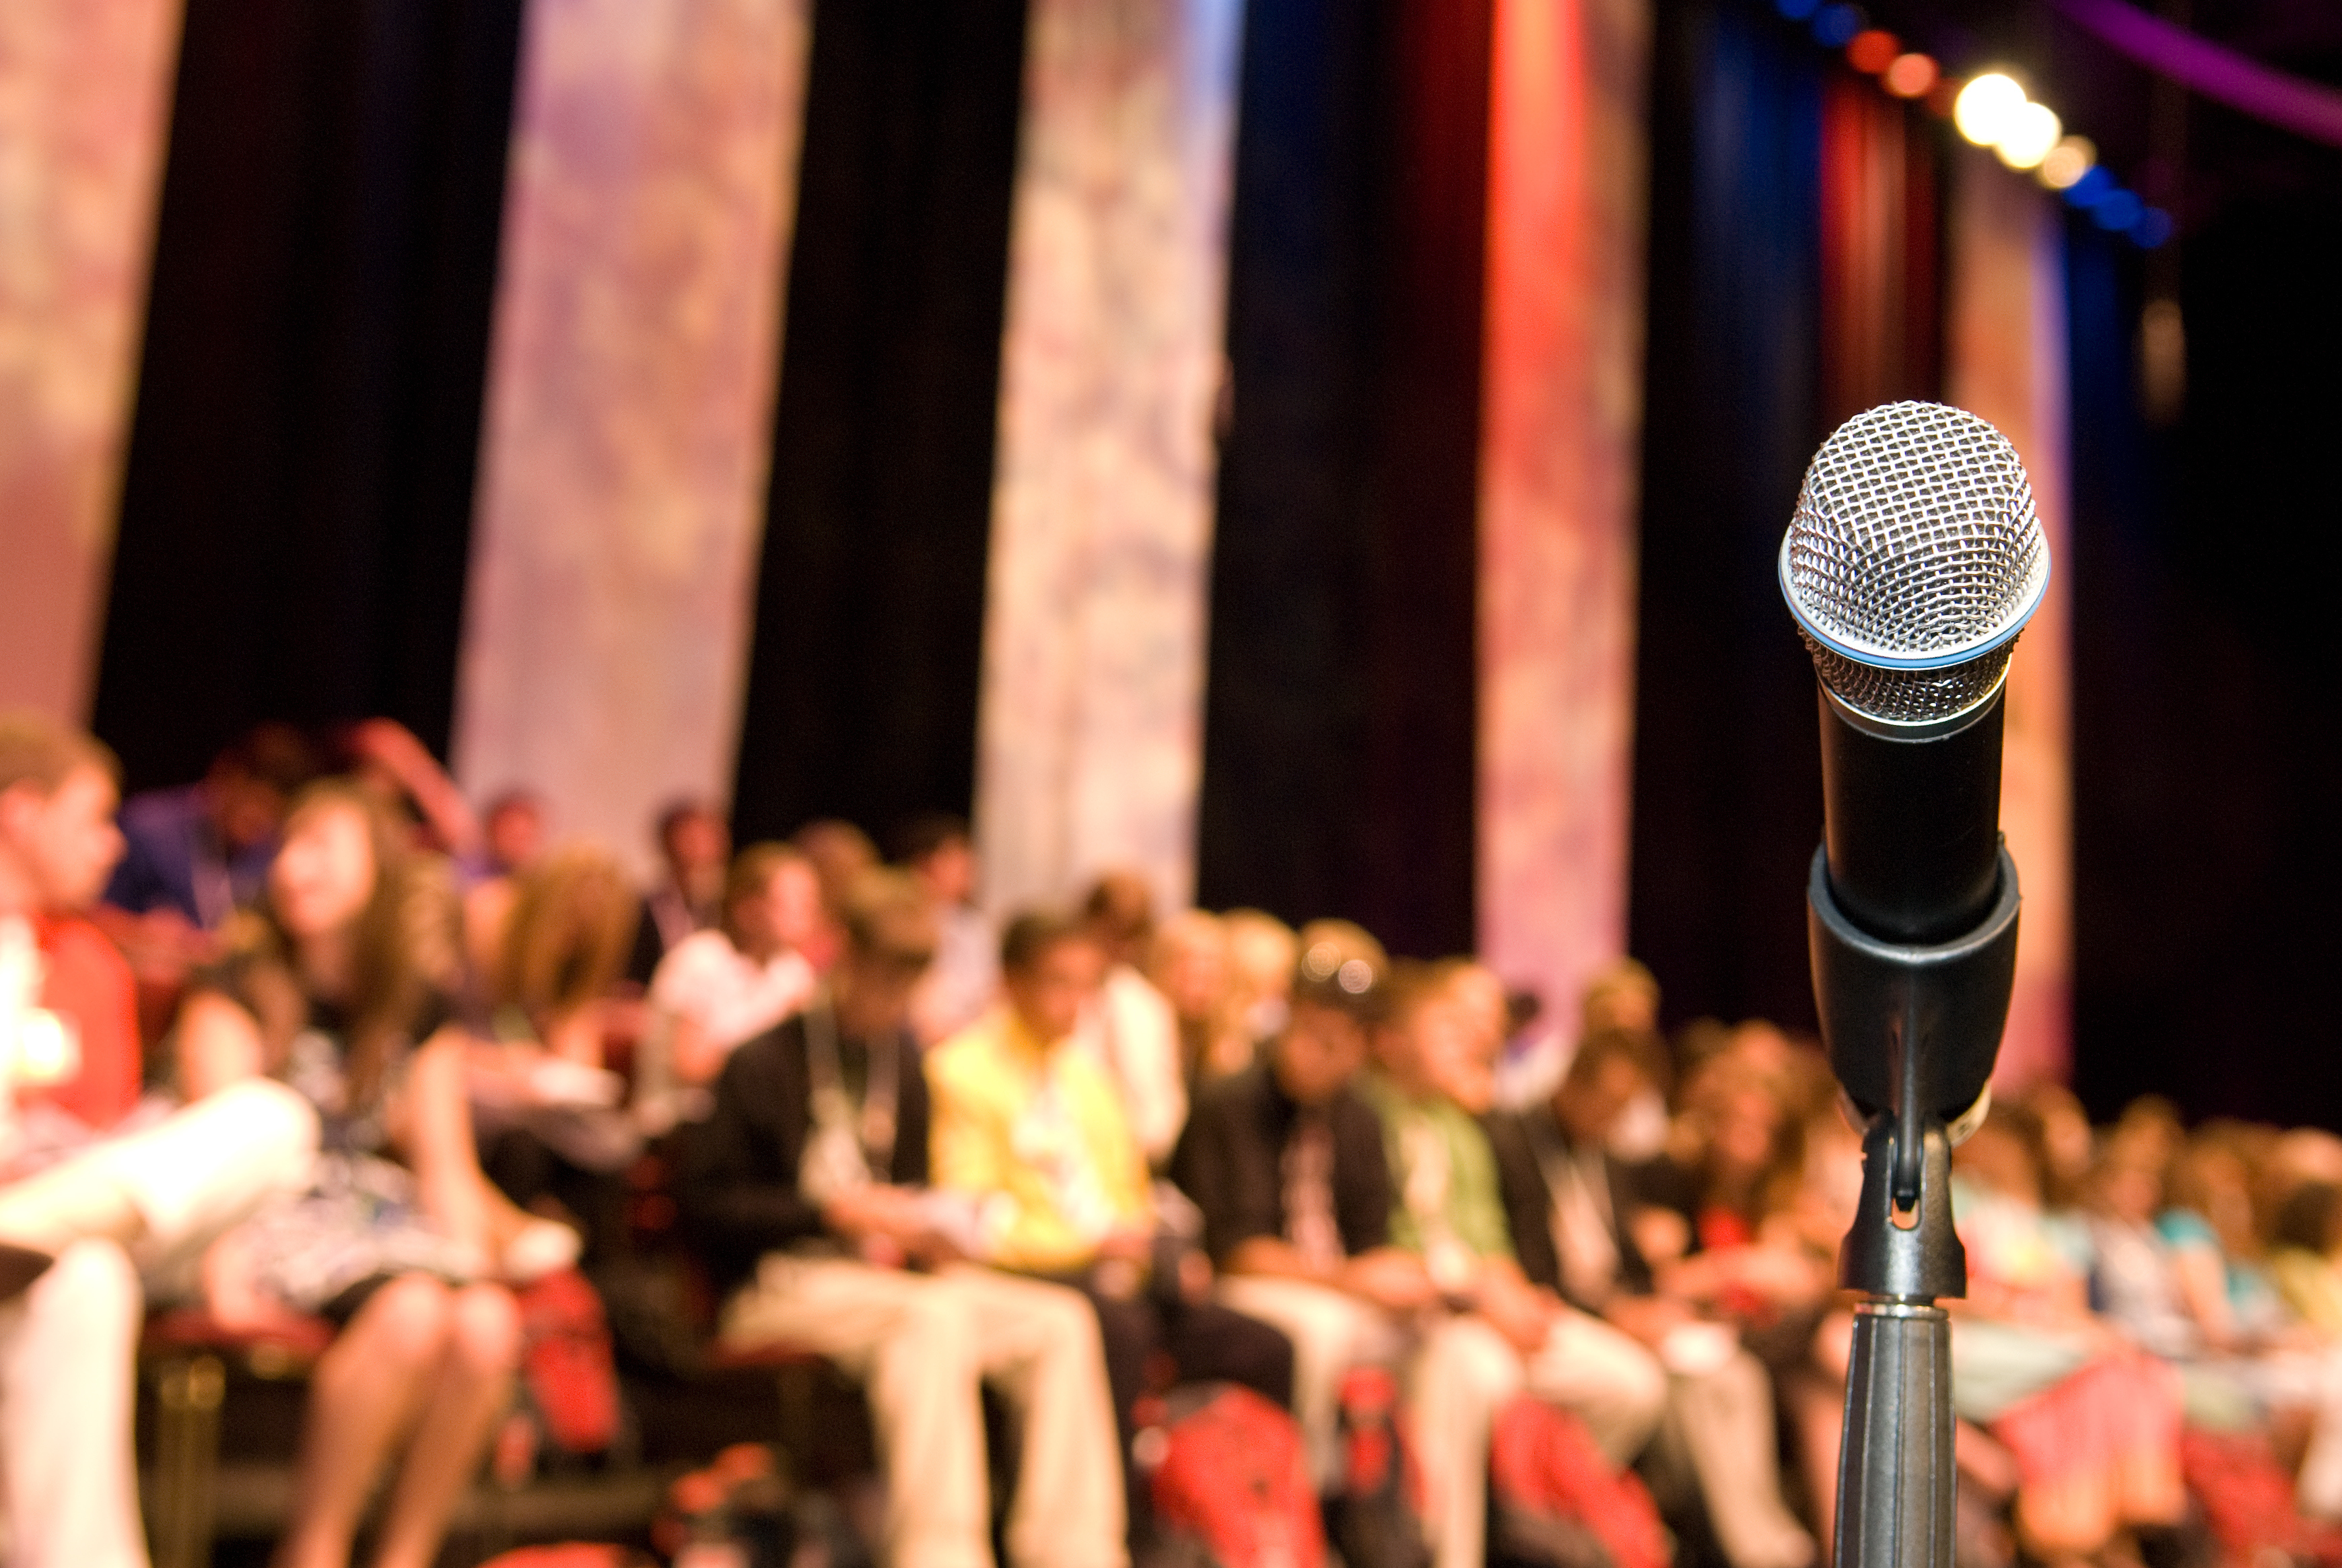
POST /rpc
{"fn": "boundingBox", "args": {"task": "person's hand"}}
[1342,1250,1440,1314]
[1095,1226,1155,1264]
[1478,1274,1558,1353]
[1606,1293,1694,1349]
[823,1184,918,1243]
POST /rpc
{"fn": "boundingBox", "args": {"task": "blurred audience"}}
[174,782,524,1568]
[1363,956,1665,1568]
[1075,871,1185,1168]
[640,842,821,1126]
[40,706,2342,1568]
[627,797,730,985]
[1,713,318,1568]
[895,813,996,1047]
[926,908,1292,1546]
[679,872,1126,1568]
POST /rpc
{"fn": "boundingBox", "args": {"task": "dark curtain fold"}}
[729,0,1028,849]
[2067,197,2342,1126]
[93,0,526,789]
[1196,0,1489,959]
[1627,0,1828,1033]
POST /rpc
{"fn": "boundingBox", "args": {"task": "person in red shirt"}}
[0,711,318,1568]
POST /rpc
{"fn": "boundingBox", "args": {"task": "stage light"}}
[1813,5,1865,49]
[1847,29,1898,74]
[2037,135,2096,189]
[1775,0,1821,20]
[2063,166,2114,207]
[1954,73,2026,147]
[1883,53,1939,98]
[2092,190,2143,231]
[1994,102,2061,170]
[2131,207,2175,247]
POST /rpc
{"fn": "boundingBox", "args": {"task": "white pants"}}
[723,1257,1128,1568]
[1214,1275,1406,1487]
[1409,1311,1668,1568]
[0,1081,319,1289]
[0,1081,320,1568]
[0,1240,146,1568]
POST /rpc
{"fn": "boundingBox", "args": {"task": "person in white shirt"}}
[640,843,821,1126]
[1074,872,1184,1168]
[897,814,998,1048]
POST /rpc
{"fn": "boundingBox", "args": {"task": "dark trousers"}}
[1057,1274,1295,1544]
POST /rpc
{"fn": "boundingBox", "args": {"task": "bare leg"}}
[370,1283,522,1568]
[273,1276,453,1568]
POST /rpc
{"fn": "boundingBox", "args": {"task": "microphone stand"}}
[1806,843,2023,1568]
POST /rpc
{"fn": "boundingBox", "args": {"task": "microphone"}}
[1779,401,2050,1568]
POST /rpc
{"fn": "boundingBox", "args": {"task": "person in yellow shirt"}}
[928,908,1293,1548]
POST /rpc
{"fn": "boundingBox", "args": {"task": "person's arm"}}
[347,718,480,857]
[403,1025,496,1256]
[176,989,267,1099]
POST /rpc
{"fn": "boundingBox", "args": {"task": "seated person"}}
[1171,920,1435,1488]
[1076,873,1185,1167]
[627,798,728,986]
[641,842,821,1124]
[1362,959,1665,1568]
[679,871,1124,1568]
[895,813,996,1048]
[177,782,532,1568]
[0,712,318,1568]
[101,721,314,932]
[927,908,1294,1545]
[1501,1026,1816,1568]
[469,845,645,1265]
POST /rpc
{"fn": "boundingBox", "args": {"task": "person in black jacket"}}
[1496,1027,1816,1568]
[1169,920,1436,1488]
[677,871,1126,1568]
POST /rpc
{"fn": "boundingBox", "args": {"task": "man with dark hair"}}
[681,872,1125,1568]
[1171,919,1437,1486]
[626,796,730,984]
[928,908,1294,1544]
[1498,1027,1816,1568]
[102,722,315,934]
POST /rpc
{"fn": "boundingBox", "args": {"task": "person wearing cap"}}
[1365,960,1667,1568]
[679,873,1126,1568]
[1169,920,1437,1489]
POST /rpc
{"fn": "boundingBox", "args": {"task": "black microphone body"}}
[1819,689,2004,949]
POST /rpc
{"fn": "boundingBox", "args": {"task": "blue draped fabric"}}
[1630,0,1830,1030]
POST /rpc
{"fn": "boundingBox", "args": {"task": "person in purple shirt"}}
[102,724,316,932]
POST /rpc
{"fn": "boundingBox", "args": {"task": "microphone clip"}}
[1806,842,2022,1301]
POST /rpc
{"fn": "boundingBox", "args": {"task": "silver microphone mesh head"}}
[1779,401,2051,729]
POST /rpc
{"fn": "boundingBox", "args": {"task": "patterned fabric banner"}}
[1478,0,1654,1026]
[0,0,182,719]
[454,0,811,868]
[975,0,1247,916]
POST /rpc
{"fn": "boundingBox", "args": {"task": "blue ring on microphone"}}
[1775,530,2052,671]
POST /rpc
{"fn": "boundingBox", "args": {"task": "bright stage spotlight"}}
[1882,53,1939,98]
[2038,135,2096,190]
[1953,73,2025,147]
[1995,102,2061,170]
